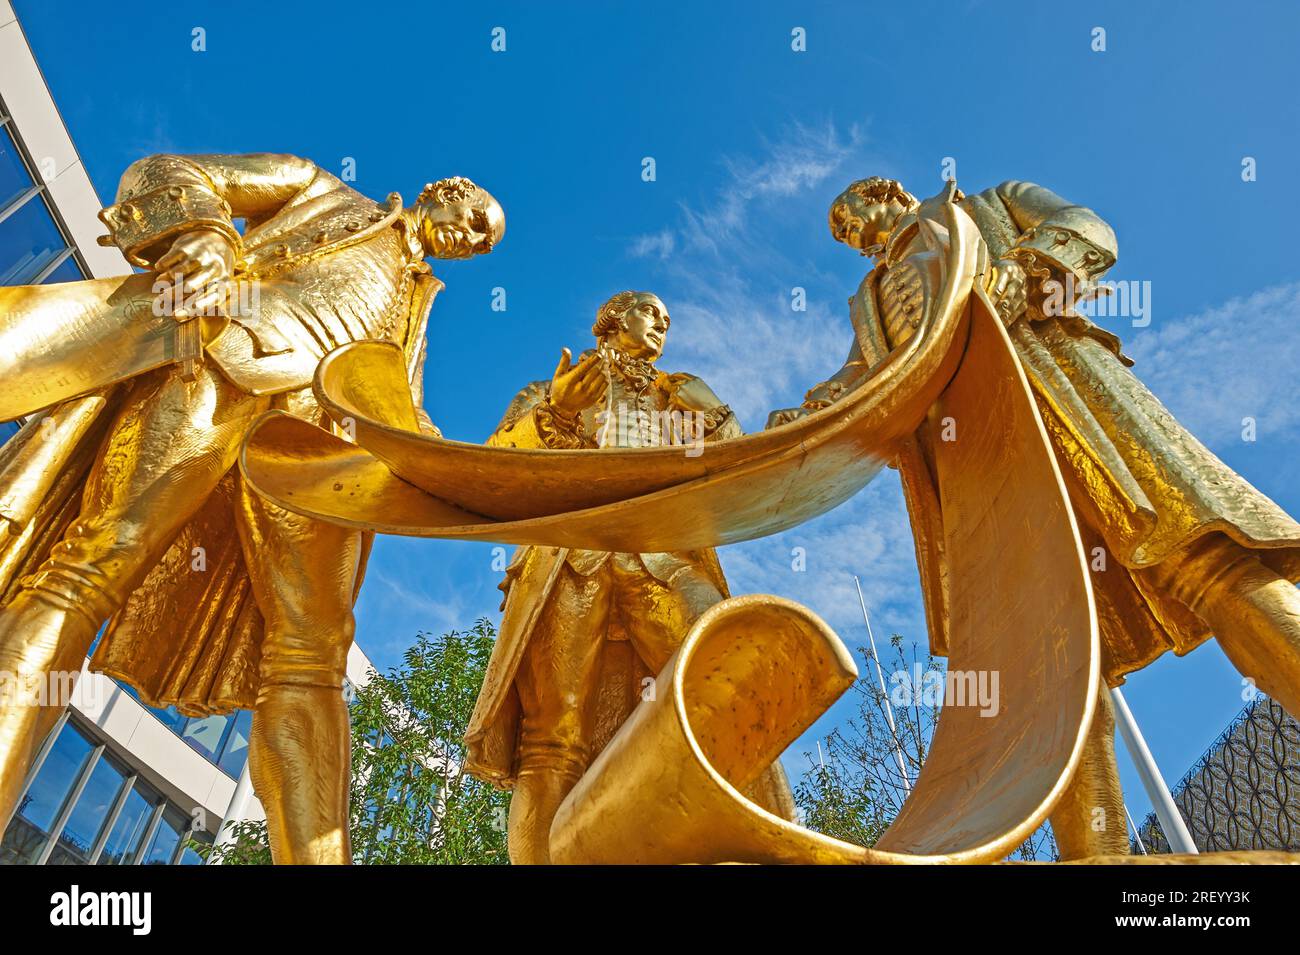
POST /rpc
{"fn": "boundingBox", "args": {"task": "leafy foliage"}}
[793,634,1057,861]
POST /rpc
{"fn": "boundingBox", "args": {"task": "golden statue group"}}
[0,152,1297,864]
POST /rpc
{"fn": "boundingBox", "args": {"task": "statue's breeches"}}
[26,364,268,619]
[20,362,362,695]
[512,554,723,775]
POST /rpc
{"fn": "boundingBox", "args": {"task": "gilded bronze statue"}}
[0,152,503,863]
[234,189,1120,863]
[769,176,1300,859]
[4,144,1293,865]
[463,291,796,863]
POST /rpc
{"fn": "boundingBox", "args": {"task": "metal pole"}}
[853,575,911,793]
[1110,686,1198,854]
[1124,805,1148,856]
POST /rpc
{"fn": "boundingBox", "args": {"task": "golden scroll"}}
[549,287,1099,863]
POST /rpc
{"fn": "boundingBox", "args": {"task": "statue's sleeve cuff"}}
[698,404,738,440]
[534,400,591,449]
[1009,226,1115,280]
[99,184,242,268]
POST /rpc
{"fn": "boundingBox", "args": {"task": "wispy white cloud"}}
[718,474,929,645]
[629,228,676,259]
[1124,280,1300,449]
[628,120,889,427]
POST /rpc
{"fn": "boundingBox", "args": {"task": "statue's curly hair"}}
[842,176,919,209]
[592,290,640,339]
[417,176,481,206]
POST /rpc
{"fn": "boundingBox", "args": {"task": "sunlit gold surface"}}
[241,199,977,551]
[0,152,502,863]
[548,284,1098,863]
[809,176,1300,859]
[4,142,1293,869]
[246,196,1105,864]
[456,292,798,864]
[551,595,863,864]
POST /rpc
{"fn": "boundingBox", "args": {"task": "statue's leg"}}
[1048,685,1128,859]
[614,555,797,820]
[614,556,723,673]
[510,566,611,864]
[234,474,363,865]
[1144,534,1300,717]
[0,364,267,829]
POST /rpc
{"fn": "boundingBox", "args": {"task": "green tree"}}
[793,634,1057,862]
[198,619,510,865]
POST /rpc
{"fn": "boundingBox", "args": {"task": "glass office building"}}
[2,715,214,866]
[0,100,83,285]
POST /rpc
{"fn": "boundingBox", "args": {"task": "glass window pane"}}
[0,192,67,285]
[96,783,157,866]
[217,710,253,777]
[0,722,94,865]
[177,830,212,866]
[46,755,129,865]
[41,254,83,284]
[179,713,231,762]
[0,125,35,211]
[139,807,187,865]
[131,696,188,734]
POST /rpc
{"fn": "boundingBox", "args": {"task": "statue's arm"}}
[485,380,593,449]
[661,373,742,440]
[765,338,870,429]
[101,153,319,267]
[995,179,1118,285]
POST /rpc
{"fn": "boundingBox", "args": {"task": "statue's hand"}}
[548,348,606,418]
[154,229,236,318]
[986,257,1028,325]
[766,407,807,429]
[666,375,725,414]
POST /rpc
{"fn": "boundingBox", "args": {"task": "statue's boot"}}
[250,684,353,865]
[0,589,101,829]
[1048,687,1129,860]
[508,757,585,865]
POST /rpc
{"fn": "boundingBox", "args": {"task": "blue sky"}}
[16,0,1300,834]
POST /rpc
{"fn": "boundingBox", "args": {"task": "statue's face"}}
[421,191,505,259]
[829,191,909,256]
[608,293,670,361]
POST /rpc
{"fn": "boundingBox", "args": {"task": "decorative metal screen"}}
[1135,697,1299,853]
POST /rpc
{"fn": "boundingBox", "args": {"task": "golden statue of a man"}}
[464,290,796,863]
[0,152,504,863]
[772,176,1300,858]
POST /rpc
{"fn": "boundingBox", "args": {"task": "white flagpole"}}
[1110,686,1198,854]
[854,575,911,794]
[1124,805,1148,855]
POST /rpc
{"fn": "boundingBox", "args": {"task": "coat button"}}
[314,230,329,244]
[345,221,362,232]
